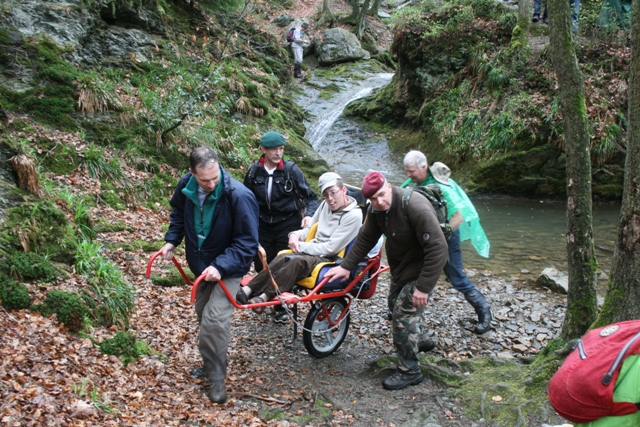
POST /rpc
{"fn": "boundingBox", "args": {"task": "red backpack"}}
[548,320,640,423]
[286,27,296,43]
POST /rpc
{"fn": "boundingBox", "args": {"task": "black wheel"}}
[303,298,350,358]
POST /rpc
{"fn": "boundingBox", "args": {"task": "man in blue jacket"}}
[160,146,259,404]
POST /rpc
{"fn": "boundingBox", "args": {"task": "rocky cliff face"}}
[3,0,162,66]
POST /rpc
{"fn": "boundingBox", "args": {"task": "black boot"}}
[464,288,493,334]
[294,63,302,78]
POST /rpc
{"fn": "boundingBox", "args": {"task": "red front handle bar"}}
[146,250,389,307]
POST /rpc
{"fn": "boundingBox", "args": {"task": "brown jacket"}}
[340,186,448,293]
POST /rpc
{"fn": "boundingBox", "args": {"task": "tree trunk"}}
[593,0,640,326]
[368,0,380,17]
[349,0,360,21]
[548,0,598,339]
[509,0,530,52]
[10,154,42,198]
[322,0,331,16]
[356,0,370,40]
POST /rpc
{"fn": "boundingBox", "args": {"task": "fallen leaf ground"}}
[1,158,568,425]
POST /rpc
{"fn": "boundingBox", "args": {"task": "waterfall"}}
[304,73,394,150]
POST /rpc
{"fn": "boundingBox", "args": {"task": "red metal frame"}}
[145,250,389,308]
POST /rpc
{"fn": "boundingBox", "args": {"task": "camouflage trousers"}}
[388,279,425,372]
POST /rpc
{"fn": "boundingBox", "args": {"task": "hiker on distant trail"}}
[325,172,448,391]
[160,147,259,404]
[243,131,319,322]
[237,172,362,316]
[290,22,310,79]
[402,150,493,335]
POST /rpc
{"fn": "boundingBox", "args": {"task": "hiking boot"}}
[418,334,436,353]
[236,288,249,305]
[532,13,540,22]
[190,365,206,378]
[273,310,289,324]
[382,369,423,390]
[464,288,493,335]
[208,380,227,404]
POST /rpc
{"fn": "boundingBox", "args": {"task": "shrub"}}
[6,251,58,282]
[0,279,32,310]
[98,331,155,365]
[34,290,89,332]
[74,240,136,328]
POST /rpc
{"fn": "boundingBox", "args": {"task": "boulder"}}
[536,267,569,294]
[315,28,370,65]
[272,14,294,27]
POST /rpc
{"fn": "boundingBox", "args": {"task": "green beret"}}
[260,131,286,148]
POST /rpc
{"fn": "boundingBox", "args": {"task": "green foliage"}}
[197,0,246,13]
[41,143,80,175]
[77,71,123,114]
[74,240,136,328]
[3,200,76,263]
[53,188,97,240]
[5,251,58,282]
[73,378,117,415]
[486,66,509,92]
[22,85,78,131]
[0,279,32,311]
[98,331,156,366]
[34,290,89,332]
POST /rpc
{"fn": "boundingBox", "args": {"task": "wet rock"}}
[536,267,569,294]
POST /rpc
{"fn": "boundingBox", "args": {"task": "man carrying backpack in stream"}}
[288,22,309,79]
[402,150,493,335]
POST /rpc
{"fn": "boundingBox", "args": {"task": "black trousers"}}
[254,214,301,272]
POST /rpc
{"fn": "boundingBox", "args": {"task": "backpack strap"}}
[401,186,414,225]
[283,160,306,212]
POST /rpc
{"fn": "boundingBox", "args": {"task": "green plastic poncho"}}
[401,175,490,258]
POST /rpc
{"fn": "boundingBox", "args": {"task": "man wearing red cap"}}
[326,171,448,390]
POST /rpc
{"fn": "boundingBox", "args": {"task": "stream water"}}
[298,70,620,293]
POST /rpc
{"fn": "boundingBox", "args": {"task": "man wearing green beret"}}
[244,131,319,322]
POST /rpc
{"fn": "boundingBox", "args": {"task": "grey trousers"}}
[291,44,303,64]
[194,276,240,382]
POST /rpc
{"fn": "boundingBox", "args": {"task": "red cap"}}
[361,171,386,198]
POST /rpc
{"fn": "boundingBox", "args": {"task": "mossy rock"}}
[33,290,89,333]
[98,331,157,366]
[5,251,58,282]
[0,279,32,310]
[104,239,163,253]
[94,220,133,233]
[150,267,192,287]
